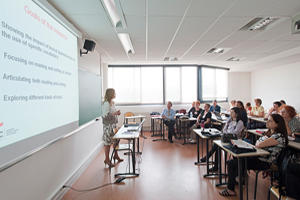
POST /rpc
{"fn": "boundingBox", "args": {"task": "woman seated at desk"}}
[200,107,244,171]
[280,105,300,137]
[219,114,288,196]
[248,98,265,128]
[265,101,282,119]
[187,100,202,126]
[189,103,211,143]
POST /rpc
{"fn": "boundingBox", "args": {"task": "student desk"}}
[150,116,166,141]
[288,140,300,150]
[214,140,270,200]
[248,116,267,128]
[112,125,141,177]
[193,128,223,177]
[179,117,197,145]
[125,115,147,139]
[246,128,268,144]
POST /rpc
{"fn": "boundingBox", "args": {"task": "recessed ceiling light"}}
[164,57,178,61]
[226,57,245,61]
[249,17,277,31]
[207,48,231,54]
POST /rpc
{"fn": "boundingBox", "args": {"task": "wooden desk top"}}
[125,115,147,119]
[193,128,221,139]
[213,140,270,158]
[248,116,267,123]
[247,129,268,137]
[113,125,140,139]
[180,117,197,122]
[288,140,300,150]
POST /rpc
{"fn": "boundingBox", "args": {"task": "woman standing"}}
[102,88,123,167]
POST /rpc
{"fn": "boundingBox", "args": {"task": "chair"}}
[124,112,137,124]
[253,147,287,200]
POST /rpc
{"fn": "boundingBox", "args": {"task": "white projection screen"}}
[0,0,79,168]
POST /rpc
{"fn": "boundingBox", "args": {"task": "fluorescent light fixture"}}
[117,33,134,54]
[102,0,127,28]
[249,17,277,31]
[164,57,178,61]
[207,48,225,54]
[227,57,245,61]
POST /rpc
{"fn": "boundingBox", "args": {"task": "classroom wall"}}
[251,62,300,112]
[228,72,251,105]
[0,39,103,200]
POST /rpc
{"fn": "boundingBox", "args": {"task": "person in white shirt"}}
[161,101,176,143]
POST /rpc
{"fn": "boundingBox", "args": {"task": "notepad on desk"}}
[231,139,254,149]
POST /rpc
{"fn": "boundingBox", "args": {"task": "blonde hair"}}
[103,88,115,106]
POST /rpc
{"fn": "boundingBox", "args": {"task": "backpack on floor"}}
[280,154,300,199]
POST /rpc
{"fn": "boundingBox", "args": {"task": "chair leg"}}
[253,171,260,200]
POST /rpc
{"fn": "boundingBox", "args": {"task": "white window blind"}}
[201,67,228,101]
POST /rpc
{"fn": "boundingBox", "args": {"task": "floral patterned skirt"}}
[102,123,116,145]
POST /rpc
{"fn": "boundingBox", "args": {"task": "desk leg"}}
[140,118,147,139]
[238,157,243,200]
[152,119,166,142]
[194,134,200,164]
[215,146,228,187]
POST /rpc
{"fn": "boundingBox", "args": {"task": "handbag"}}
[221,133,237,143]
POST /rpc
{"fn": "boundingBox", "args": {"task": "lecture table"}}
[214,140,270,200]
[178,117,197,145]
[112,124,141,177]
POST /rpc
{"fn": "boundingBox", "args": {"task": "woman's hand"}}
[255,141,261,149]
[113,110,121,116]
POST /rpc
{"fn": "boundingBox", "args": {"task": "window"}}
[201,67,228,101]
[164,67,197,103]
[108,65,227,105]
[108,66,163,104]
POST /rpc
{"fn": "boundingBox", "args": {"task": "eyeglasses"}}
[280,110,288,113]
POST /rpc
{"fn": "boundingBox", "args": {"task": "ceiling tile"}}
[148,0,191,16]
[261,0,300,17]
[187,0,235,17]
[223,0,281,17]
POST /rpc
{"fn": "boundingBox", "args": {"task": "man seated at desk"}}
[210,100,221,113]
[161,101,176,143]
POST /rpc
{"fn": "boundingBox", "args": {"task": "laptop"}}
[214,112,227,121]
[124,119,145,132]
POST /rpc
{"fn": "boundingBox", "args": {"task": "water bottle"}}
[190,112,192,118]
[201,120,205,131]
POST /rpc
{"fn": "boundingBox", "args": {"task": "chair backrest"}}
[124,112,134,117]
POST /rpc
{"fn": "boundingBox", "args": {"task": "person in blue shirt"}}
[210,100,221,113]
[161,101,176,143]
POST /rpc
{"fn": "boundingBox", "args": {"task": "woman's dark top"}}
[188,107,202,118]
[198,110,212,128]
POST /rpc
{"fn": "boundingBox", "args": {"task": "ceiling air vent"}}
[226,57,245,61]
[207,48,231,54]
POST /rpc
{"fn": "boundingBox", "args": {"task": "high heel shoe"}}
[104,160,115,167]
[113,156,124,163]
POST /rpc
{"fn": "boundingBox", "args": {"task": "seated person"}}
[245,102,252,115]
[161,101,176,143]
[210,100,221,113]
[219,114,288,196]
[188,100,202,126]
[230,99,236,110]
[280,99,286,106]
[265,101,282,119]
[280,105,300,137]
[189,103,212,143]
[236,100,248,127]
[187,101,196,114]
[200,107,244,171]
[248,98,265,128]
[249,98,264,117]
